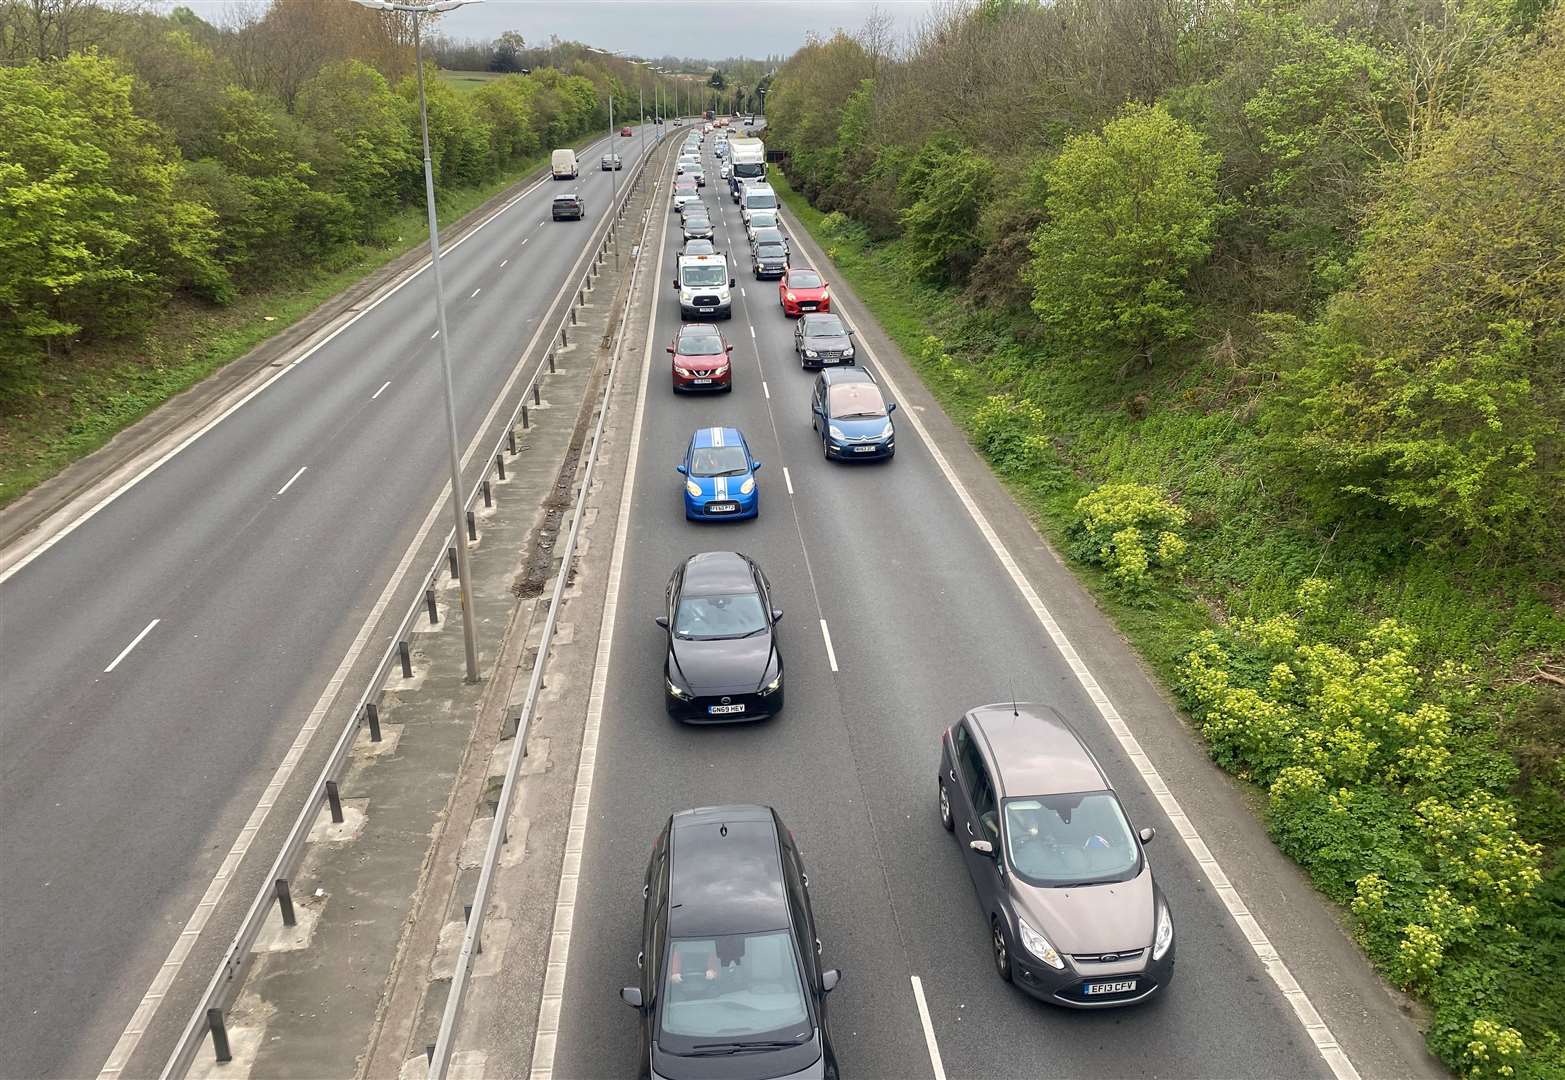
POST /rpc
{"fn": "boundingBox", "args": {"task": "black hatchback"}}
[621,806,842,1080]
[552,192,585,220]
[657,552,784,722]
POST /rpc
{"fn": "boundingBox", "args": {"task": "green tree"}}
[1025,103,1221,364]
[296,59,418,231]
[900,144,991,283]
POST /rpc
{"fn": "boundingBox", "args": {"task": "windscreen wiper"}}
[688,1040,803,1055]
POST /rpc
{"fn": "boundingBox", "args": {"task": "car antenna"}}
[1010,680,1019,717]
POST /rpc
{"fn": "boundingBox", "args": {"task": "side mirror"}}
[730,277,737,287]
[969,839,995,858]
[620,986,643,1009]
[666,346,675,354]
[1139,827,1155,845]
[771,608,783,622]
[672,277,679,288]
[887,402,898,413]
[675,464,688,475]
[821,969,841,993]
[752,460,763,471]
[654,615,669,629]
[725,344,734,353]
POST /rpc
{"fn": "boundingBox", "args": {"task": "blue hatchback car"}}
[678,427,761,520]
[810,368,897,461]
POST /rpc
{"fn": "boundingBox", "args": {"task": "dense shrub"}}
[1068,482,1188,599]
[899,142,991,283]
[971,392,1050,474]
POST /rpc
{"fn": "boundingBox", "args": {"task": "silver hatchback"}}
[937,703,1174,1006]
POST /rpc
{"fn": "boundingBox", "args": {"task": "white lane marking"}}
[844,290,1361,1080]
[371,381,391,400]
[783,466,793,495]
[470,287,482,299]
[0,140,606,588]
[431,330,440,340]
[819,618,838,673]
[910,976,948,1080]
[275,466,307,496]
[521,238,529,246]
[749,325,756,339]
[500,258,508,268]
[100,135,635,1080]
[104,619,159,674]
[762,381,770,400]
[530,131,672,1080]
[740,287,746,297]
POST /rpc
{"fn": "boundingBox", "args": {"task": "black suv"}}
[621,805,841,1080]
[552,192,585,220]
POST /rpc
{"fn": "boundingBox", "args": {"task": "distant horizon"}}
[165,0,940,63]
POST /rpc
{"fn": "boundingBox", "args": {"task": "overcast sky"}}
[178,0,939,61]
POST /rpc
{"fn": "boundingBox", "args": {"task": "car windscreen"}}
[689,446,749,477]
[744,194,778,210]
[673,592,767,639]
[659,931,810,1050]
[676,330,723,355]
[787,271,823,289]
[756,243,786,259]
[827,384,886,420]
[683,241,714,255]
[680,265,727,287]
[1003,791,1141,887]
[803,315,846,337]
[751,229,784,246]
[748,212,776,226]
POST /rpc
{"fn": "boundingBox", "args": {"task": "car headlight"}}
[739,476,755,496]
[881,423,894,439]
[829,426,845,440]
[803,349,817,358]
[759,669,782,695]
[665,675,693,701]
[821,288,830,300]
[1153,901,1173,960]
[685,479,701,498]
[1017,916,1066,970]
[843,345,855,357]
[785,291,796,302]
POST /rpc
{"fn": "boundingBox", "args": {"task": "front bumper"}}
[684,491,758,519]
[801,352,855,370]
[679,301,732,320]
[825,436,893,460]
[1011,940,1175,1008]
[666,685,782,722]
[782,297,829,316]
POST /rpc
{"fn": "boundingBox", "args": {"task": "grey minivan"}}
[937,703,1174,1006]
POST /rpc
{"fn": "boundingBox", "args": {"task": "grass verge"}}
[776,171,1565,1077]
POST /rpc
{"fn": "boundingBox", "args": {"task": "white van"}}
[551,148,578,180]
[674,253,735,320]
[740,183,778,225]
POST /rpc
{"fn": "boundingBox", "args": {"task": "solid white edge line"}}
[98,140,632,1080]
[275,466,307,496]
[783,466,793,496]
[528,134,669,1080]
[104,618,160,674]
[372,381,391,400]
[819,618,838,673]
[0,143,601,589]
[909,976,948,1080]
[848,315,1361,1080]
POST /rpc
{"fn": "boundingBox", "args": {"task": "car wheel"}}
[822,434,831,460]
[992,918,1013,983]
[939,782,954,832]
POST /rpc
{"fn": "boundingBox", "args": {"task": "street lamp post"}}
[353,0,481,681]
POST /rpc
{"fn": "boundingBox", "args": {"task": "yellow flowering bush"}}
[971,392,1051,474]
[1070,482,1188,598]
[1415,794,1544,910]
[1461,1020,1526,1079]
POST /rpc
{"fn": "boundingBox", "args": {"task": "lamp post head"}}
[352,0,478,11]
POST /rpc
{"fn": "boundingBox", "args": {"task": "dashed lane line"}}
[104,619,160,674]
[275,466,307,497]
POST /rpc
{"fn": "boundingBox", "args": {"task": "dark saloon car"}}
[938,703,1175,1007]
[811,368,895,461]
[602,153,624,171]
[793,313,855,369]
[621,805,841,1080]
[551,192,585,221]
[682,214,715,242]
[657,552,783,721]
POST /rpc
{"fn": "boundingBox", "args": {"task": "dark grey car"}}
[752,240,788,279]
[551,192,585,221]
[937,703,1175,1007]
[793,313,855,368]
[683,214,715,242]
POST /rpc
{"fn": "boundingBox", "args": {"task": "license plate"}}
[697,306,714,312]
[691,378,712,385]
[1084,980,1137,996]
[708,703,745,715]
[853,445,877,453]
[706,502,737,513]
[800,303,817,310]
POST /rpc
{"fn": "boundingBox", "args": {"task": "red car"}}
[668,323,734,392]
[779,267,831,316]
[620,126,633,136]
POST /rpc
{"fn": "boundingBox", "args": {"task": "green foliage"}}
[971,392,1051,474]
[1025,104,1222,363]
[899,142,991,283]
[295,61,418,230]
[1069,482,1189,598]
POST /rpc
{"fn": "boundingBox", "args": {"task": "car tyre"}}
[822,434,831,460]
[992,918,1014,983]
[939,781,954,832]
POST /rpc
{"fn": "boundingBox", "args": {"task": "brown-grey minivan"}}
[938,703,1174,1006]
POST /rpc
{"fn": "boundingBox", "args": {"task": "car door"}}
[795,319,805,356]
[965,759,1006,915]
[810,377,826,431]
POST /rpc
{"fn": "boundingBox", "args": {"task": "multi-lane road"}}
[0,125,658,1080]
[542,134,1350,1078]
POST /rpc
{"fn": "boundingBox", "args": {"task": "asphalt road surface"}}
[0,126,660,1080]
[547,135,1335,1078]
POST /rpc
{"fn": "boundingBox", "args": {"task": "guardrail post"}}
[399,641,413,677]
[366,702,382,741]
[482,479,492,508]
[465,904,482,955]
[275,879,296,927]
[208,1008,232,1064]
[325,780,344,824]
[548,351,557,373]
[425,588,439,624]
[447,547,459,580]
[507,431,517,455]
[532,383,542,405]
[570,307,577,326]
[496,452,508,479]
[559,326,568,347]
[466,511,477,541]
[520,405,529,430]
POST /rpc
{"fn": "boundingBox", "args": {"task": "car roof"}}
[677,322,721,337]
[669,806,789,936]
[552,192,579,201]
[786,268,821,281]
[968,703,1107,798]
[801,313,847,331]
[689,426,746,451]
[680,551,757,596]
[820,366,873,386]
